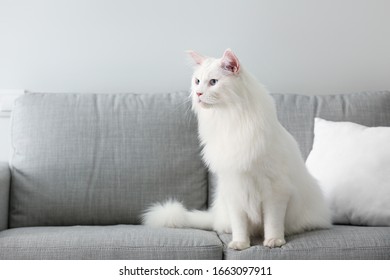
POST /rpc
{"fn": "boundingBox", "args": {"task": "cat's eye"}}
[209,79,218,86]
[195,78,200,85]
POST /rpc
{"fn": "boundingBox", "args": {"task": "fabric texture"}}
[5,91,390,260]
[220,225,390,260]
[272,91,390,159]
[0,225,222,260]
[0,162,10,231]
[10,92,208,227]
[306,118,390,226]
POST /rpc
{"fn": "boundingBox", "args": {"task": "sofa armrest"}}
[0,162,10,231]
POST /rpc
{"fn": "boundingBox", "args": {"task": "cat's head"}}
[188,49,241,111]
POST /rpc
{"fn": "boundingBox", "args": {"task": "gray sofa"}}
[0,91,389,260]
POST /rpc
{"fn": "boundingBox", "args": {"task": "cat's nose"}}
[196,92,203,96]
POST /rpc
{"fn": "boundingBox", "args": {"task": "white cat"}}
[142,49,331,250]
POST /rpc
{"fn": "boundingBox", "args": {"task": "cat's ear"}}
[221,49,240,74]
[186,50,206,66]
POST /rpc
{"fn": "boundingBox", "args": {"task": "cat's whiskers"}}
[173,92,195,125]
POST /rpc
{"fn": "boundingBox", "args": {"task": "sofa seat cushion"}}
[10,92,207,227]
[0,225,223,260]
[219,225,390,259]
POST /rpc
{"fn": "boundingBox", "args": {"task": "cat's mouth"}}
[198,98,212,108]
[194,92,216,108]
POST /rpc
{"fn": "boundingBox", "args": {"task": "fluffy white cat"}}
[142,49,331,250]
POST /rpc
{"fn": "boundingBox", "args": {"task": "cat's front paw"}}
[228,240,250,250]
[263,238,286,248]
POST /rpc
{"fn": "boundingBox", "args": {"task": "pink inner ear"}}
[221,49,240,73]
[187,50,205,65]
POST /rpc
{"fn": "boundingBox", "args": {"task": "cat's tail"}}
[141,200,214,230]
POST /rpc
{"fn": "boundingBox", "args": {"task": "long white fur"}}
[142,49,331,250]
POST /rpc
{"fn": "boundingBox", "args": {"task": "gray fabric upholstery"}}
[220,225,390,260]
[4,91,390,260]
[272,91,390,159]
[0,225,222,260]
[0,162,10,231]
[10,92,207,227]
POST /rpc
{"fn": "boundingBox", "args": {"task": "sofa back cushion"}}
[272,91,390,159]
[10,92,208,227]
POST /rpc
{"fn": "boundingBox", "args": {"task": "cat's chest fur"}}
[197,109,269,173]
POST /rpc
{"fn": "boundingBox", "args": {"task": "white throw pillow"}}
[306,118,390,226]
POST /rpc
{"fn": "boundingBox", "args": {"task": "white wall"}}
[1,0,390,161]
